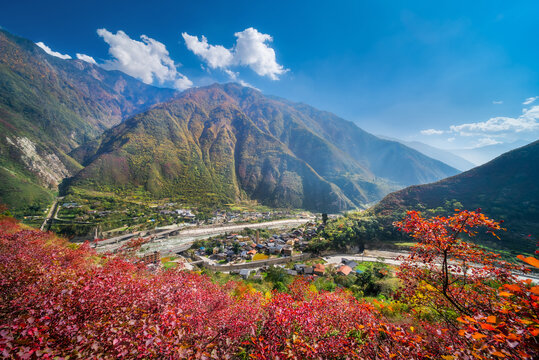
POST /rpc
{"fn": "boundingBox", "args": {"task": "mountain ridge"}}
[69,83,459,212]
[0,29,177,212]
[374,140,539,251]
[0,28,460,214]
[377,136,476,171]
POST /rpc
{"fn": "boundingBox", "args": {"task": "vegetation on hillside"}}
[1,209,538,359]
[0,29,176,213]
[373,140,539,254]
[308,198,535,262]
[70,83,458,213]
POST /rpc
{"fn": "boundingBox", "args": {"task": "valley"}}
[93,216,313,255]
[0,14,538,359]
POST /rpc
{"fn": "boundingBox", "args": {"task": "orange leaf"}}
[503,284,521,292]
[472,332,487,340]
[530,328,539,337]
[530,286,539,295]
[517,255,539,269]
[499,291,513,297]
[487,316,496,324]
[480,323,496,331]
[491,351,506,358]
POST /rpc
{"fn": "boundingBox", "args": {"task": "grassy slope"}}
[70,83,458,212]
[0,29,175,213]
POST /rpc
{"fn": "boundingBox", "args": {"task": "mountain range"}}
[0,29,176,211]
[68,83,459,212]
[448,140,530,166]
[378,136,476,171]
[0,29,459,213]
[374,140,539,252]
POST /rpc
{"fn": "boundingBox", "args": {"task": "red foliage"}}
[0,219,449,359]
[0,225,263,358]
[0,216,20,234]
[1,213,537,359]
[395,210,539,359]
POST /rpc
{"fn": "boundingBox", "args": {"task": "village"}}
[133,220,394,299]
[192,226,319,263]
[55,199,308,232]
[40,194,306,240]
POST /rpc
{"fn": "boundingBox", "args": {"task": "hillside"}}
[379,136,476,171]
[70,83,458,212]
[374,140,539,252]
[0,29,176,212]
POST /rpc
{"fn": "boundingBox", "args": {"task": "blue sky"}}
[1,0,538,152]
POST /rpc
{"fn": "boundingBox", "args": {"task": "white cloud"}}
[492,100,503,104]
[234,28,287,80]
[447,137,455,142]
[182,27,287,80]
[420,128,444,135]
[238,80,260,91]
[450,105,539,135]
[97,29,192,90]
[224,69,239,80]
[76,53,97,64]
[182,33,234,69]
[35,42,72,59]
[173,76,193,91]
[473,137,501,148]
[523,96,538,105]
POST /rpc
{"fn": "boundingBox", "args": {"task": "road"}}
[324,250,407,267]
[94,217,313,254]
[323,250,539,283]
[40,197,62,231]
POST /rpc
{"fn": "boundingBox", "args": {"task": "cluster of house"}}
[234,258,362,281]
[337,258,362,276]
[281,259,361,278]
[62,202,81,209]
[230,263,326,280]
[195,225,319,264]
[286,263,326,276]
[207,209,296,225]
[158,208,196,220]
[62,202,116,218]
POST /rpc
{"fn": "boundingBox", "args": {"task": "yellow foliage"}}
[252,253,269,261]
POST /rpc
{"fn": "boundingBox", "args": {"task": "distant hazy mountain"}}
[378,136,474,171]
[448,140,530,166]
[71,83,458,212]
[374,140,539,252]
[0,29,176,211]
